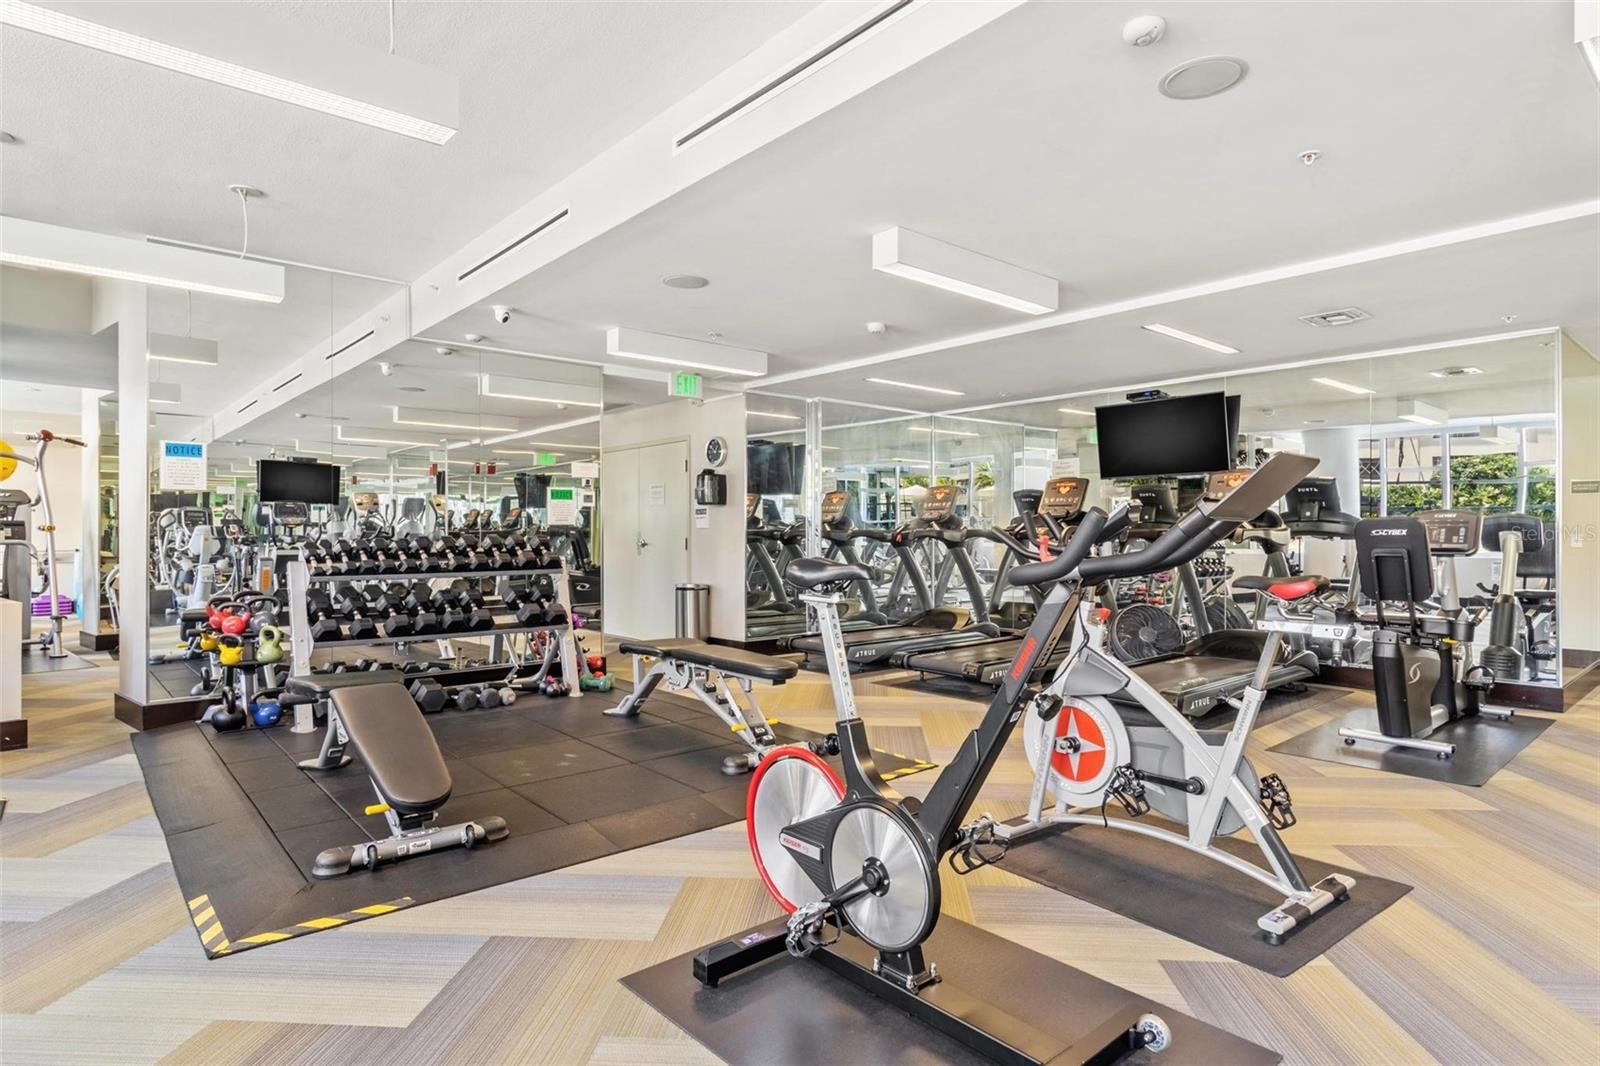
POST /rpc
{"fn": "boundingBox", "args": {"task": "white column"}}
[76,389,105,637]
[1299,427,1362,579]
[99,281,149,703]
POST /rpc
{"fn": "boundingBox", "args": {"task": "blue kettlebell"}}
[250,698,283,728]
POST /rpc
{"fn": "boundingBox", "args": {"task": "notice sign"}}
[1050,457,1081,478]
[648,483,666,507]
[159,440,206,491]
[547,486,578,525]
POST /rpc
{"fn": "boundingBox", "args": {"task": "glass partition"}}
[950,330,1561,686]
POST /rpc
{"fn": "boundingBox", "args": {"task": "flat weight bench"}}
[606,639,837,775]
[292,683,508,878]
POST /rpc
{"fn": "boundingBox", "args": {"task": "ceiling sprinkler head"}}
[1501,313,1518,323]
[435,346,455,356]
[1299,150,1321,166]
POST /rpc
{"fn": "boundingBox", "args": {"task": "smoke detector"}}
[1298,307,1371,328]
[464,333,484,343]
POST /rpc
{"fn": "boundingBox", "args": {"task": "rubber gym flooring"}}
[131,685,934,957]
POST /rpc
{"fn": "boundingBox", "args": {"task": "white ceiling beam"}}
[872,227,1058,314]
[606,326,766,378]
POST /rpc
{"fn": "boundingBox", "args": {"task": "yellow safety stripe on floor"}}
[882,758,938,781]
[185,893,234,958]
[214,896,417,957]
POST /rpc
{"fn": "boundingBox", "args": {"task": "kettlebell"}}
[256,624,285,663]
[217,633,245,667]
[217,602,251,636]
[199,629,220,653]
[210,701,247,732]
[250,698,282,728]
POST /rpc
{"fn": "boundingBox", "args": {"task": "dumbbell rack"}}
[284,558,581,696]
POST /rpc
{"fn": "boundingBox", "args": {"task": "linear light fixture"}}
[337,426,445,448]
[748,410,803,420]
[294,439,389,461]
[909,426,979,438]
[1397,399,1447,426]
[872,227,1058,315]
[147,333,220,366]
[1311,376,1375,396]
[1057,406,1093,416]
[1141,323,1240,355]
[0,0,458,144]
[492,449,563,458]
[606,326,766,377]
[865,377,964,397]
[478,374,602,408]
[0,215,284,302]
[393,407,515,432]
[149,382,181,405]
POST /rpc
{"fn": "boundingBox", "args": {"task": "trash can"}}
[674,583,711,640]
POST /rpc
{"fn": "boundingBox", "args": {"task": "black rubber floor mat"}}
[132,687,935,958]
[1268,705,1554,786]
[20,649,98,673]
[999,822,1410,977]
[622,915,1281,1065]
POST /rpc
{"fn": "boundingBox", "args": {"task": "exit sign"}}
[670,371,703,399]
[535,452,558,466]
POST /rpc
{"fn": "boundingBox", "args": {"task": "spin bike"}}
[700,505,1177,1063]
[1001,460,1356,942]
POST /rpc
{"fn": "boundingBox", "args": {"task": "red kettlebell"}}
[215,601,251,636]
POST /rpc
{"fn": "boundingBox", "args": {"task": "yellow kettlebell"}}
[256,624,284,664]
[0,439,15,482]
[199,629,220,653]
[217,633,245,667]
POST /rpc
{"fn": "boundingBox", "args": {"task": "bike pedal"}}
[1258,773,1296,829]
[1109,765,1150,817]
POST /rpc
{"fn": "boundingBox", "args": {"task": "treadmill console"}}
[1416,509,1481,556]
[1205,469,1251,500]
[1040,477,1088,519]
[920,484,958,523]
[821,490,849,525]
[270,500,308,530]
[745,493,760,521]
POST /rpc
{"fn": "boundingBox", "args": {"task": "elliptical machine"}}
[0,430,87,659]
[1338,510,1509,759]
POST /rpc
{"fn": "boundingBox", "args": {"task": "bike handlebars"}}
[1008,507,1109,587]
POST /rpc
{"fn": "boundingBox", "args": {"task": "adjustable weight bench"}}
[293,683,508,878]
[606,639,836,774]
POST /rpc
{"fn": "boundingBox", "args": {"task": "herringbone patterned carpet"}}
[3,644,1597,1065]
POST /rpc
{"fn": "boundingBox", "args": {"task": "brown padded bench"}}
[295,683,508,878]
[607,639,833,775]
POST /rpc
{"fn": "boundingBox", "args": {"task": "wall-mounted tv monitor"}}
[1096,392,1233,478]
[257,459,340,505]
[748,440,803,495]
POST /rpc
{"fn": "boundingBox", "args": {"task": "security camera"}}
[492,305,512,325]
[378,361,394,377]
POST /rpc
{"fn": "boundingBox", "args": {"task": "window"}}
[1384,434,1442,515]
[1358,438,1382,517]
[1448,431,1518,515]
[1523,425,1557,523]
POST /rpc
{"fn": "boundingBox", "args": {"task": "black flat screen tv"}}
[257,459,341,505]
[748,440,803,495]
[1096,392,1233,478]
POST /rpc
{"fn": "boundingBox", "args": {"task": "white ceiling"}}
[0,0,1595,451]
[0,0,818,278]
[433,0,1599,407]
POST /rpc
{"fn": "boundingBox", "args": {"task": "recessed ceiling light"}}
[1428,366,1484,378]
[865,377,964,396]
[0,0,459,144]
[748,410,802,420]
[1158,56,1248,100]
[1303,419,1327,425]
[1057,406,1093,416]
[1311,376,1375,395]
[1141,323,1239,355]
[398,386,427,393]
[662,274,709,289]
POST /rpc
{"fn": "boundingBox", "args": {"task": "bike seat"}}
[1234,575,1329,601]
[785,557,871,590]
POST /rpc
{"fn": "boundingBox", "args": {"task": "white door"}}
[604,440,689,639]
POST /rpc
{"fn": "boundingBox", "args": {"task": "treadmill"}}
[897,477,1092,685]
[746,490,888,639]
[787,484,1001,667]
[1119,469,1320,717]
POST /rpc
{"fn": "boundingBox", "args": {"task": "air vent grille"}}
[237,400,258,414]
[1298,307,1371,327]
[457,208,569,282]
[271,373,303,393]
[325,330,375,361]
[675,0,916,151]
